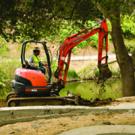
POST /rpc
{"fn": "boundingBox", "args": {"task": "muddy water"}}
[60,79,122,100]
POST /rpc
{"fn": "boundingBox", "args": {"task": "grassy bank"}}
[60,79,122,100]
[0,58,20,99]
[0,56,121,100]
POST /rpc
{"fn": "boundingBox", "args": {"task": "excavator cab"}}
[7,41,68,107]
[10,40,52,97]
[21,40,52,83]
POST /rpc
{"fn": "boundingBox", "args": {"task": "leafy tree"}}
[0,0,101,40]
[0,0,135,96]
[95,0,135,96]
[121,15,135,38]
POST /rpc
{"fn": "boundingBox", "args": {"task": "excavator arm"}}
[55,19,111,86]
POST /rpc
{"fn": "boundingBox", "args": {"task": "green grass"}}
[60,79,122,100]
[78,63,98,80]
[125,38,135,53]
[0,36,9,57]
[67,69,79,81]
[51,60,79,81]
[0,58,20,99]
[78,62,120,80]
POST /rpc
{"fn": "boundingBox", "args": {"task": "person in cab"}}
[29,47,46,74]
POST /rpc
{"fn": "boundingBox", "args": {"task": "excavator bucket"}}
[98,64,112,82]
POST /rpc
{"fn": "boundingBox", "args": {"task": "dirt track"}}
[1,97,135,135]
[1,111,135,135]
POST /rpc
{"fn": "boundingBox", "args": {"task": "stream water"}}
[60,79,122,100]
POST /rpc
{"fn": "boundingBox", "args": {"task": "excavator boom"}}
[55,19,110,84]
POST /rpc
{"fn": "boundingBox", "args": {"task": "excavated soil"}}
[0,97,135,135]
[0,111,135,135]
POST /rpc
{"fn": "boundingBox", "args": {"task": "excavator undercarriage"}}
[7,92,112,107]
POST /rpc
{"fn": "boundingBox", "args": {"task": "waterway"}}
[60,79,122,100]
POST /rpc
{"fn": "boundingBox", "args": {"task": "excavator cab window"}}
[21,40,52,83]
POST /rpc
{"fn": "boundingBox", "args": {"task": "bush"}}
[0,66,10,99]
[121,15,135,38]
[125,38,135,53]
[78,63,98,80]
[0,67,8,88]
[67,69,79,81]
[109,63,120,77]
[78,62,120,80]
[50,60,79,81]
[0,36,9,56]
[0,59,20,99]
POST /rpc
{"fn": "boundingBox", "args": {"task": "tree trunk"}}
[96,1,135,96]
[110,8,135,96]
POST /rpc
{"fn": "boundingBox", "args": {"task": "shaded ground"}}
[1,111,135,135]
[1,97,135,135]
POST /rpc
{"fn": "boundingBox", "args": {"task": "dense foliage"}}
[0,0,134,49]
[0,37,8,56]
[121,15,135,38]
[0,0,100,41]
[0,0,135,97]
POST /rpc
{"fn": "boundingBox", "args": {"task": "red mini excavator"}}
[7,19,112,106]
